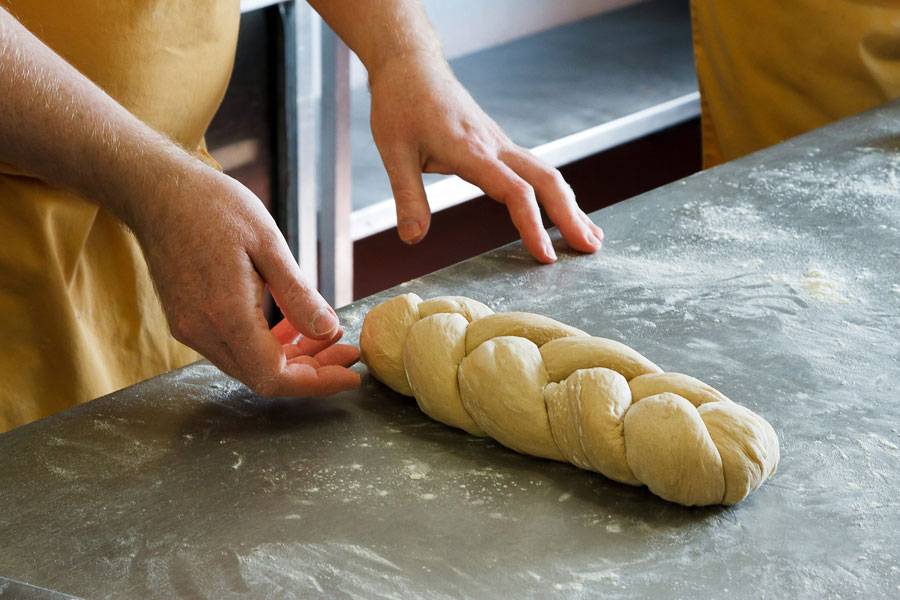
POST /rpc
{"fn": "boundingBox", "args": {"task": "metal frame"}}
[271,1,320,289]
[318,28,353,307]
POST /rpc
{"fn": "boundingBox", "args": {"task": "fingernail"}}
[311,307,339,336]
[399,219,422,243]
[543,238,557,261]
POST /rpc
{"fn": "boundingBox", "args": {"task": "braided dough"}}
[360,294,779,506]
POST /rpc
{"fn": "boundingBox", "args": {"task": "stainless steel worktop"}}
[2,102,900,599]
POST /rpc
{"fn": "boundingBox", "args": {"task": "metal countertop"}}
[2,102,900,599]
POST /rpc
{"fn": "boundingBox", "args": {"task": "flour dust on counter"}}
[746,145,900,221]
[237,542,418,598]
[31,367,242,483]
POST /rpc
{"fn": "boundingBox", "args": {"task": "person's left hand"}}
[368,52,604,263]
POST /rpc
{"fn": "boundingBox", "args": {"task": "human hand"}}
[129,161,361,397]
[368,53,604,263]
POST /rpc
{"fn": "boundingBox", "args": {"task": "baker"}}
[0,0,604,432]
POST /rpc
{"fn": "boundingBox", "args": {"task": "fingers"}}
[296,327,343,355]
[286,354,319,368]
[382,148,431,244]
[453,154,557,263]
[283,343,305,361]
[269,312,361,396]
[222,305,361,397]
[577,209,604,243]
[199,259,357,399]
[501,148,603,253]
[282,363,361,397]
[312,343,361,368]
[229,263,360,398]
[251,237,340,340]
[274,318,344,352]
[242,360,360,398]
[283,339,359,369]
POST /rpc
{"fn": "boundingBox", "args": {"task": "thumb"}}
[252,238,339,340]
[384,150,431,244]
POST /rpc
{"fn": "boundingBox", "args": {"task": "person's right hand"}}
[129,161,361,397]
[368,53,603,263]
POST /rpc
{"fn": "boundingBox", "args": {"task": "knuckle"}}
[505,180,535,204]
[456,132,490,158]
[393,187,423,208]
[539,167,566,190]
[382,143,413,166]
[255,229,284,258]
[280,275,310,306]
[465,140,489,158]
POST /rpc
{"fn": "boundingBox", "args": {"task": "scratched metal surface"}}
[1,102,899,599]
[0,578,80,600]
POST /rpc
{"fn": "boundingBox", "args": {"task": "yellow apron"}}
[0,1,239,432]
[691,1,900,167]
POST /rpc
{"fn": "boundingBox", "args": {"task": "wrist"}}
[309,0,446,87]
[92,134,207,237]
[364,37,446,85]
[366,47,452,96]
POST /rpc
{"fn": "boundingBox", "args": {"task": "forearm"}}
[307,0,445,80]
[0,7,199,229]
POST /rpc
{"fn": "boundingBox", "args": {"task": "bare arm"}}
[0,7,173,224]
[309,0,604,262]
[0,7,360,397]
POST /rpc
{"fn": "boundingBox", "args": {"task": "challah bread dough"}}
[545,368,638,485]
[359,294,492,396]
[464,312,587,353]
[403,313,486,436]
[358,294,422,396]
[624,393,726,506]
[540,336,662,381]
[459,336,563,461]
[359,294,780,506]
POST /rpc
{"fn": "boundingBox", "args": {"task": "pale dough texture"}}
[360,294,780,506]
